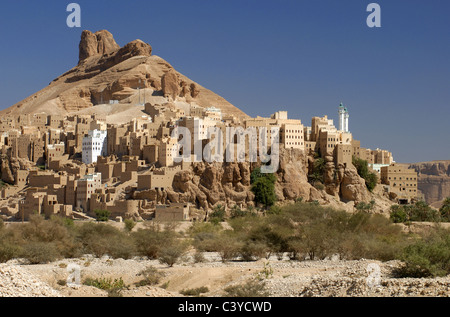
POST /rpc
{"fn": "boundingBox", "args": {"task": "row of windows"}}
[286,134,303,139]
[389,177,417,181]
[286,142,304,146]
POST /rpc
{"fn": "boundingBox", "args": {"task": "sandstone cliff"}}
[407,161,450,205]
[0,30,248,120]
[131,148,392,215]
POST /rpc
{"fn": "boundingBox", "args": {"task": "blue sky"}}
[0,0,448,163]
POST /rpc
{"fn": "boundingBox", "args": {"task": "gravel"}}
[0,264,62,297]
[1,255,449,297]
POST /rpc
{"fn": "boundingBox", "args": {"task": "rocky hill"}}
[130,147,393,215]
[0,30,248,121]
[407,161,450,206]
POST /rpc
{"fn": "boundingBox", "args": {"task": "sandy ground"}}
[9,253,448,298]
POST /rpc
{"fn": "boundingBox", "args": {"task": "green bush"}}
[0,240,22,263]
[393,228,450,278]
[308,158,325,184]
[207,232,242,262]
[158,242,188,267]
[251,173,277,208]
[352,156,378,192]
[94,209,110,222]
[223,278,269,297]
[209,204,226,223]
[440,197,450,222]
[390,205,408,223]
[180,286,209,296]
[124,219,136,232]
[75,222,135,259]
[389,201,441,223]
[131,224,177,259]
[135,266,166,286]
[21,242,60,264]
[83,277,127,294]
[230,205,247,219]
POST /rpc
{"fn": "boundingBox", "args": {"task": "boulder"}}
[79,30,120,63]
[161,69,180,100]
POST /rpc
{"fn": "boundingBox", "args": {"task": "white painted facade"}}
[82,130,107,164]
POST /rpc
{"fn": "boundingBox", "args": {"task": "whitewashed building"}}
[82,130,107,164]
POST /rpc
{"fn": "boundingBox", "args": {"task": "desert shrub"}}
[19,215,80,259]
[239,241,269,261]
[274,202,407,261]
[83,277,127,296]
[124,219,136,232]
[352,156,378,192]
[0,240,22,263]
[106,234,137,260]
[208,232,242,262]
[251,173,277,208]
[308,158,325,184]
[189,222,222,252]
[223,278,269,297]
[390,205,408,223]
[135,266,166,286]
[440,197,450,222]
[180,286,209,296]
[408,201,441,222]
[75,222,135,259]
[209,204,226,223]
[390,201,441,223]
[158,242,188,267]
[131,223,177,259]
[266,205,282,215]
[193,251,206,263]
[94,209,110,222]
[313,181,325,191]
[21,241,60,264]
[355,200,375,213]
[230,205,247,219]
[393,228,450,278]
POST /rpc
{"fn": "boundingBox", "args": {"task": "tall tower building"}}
[338,103,350,133]
[338,103,346,132]
[344,107,349,133]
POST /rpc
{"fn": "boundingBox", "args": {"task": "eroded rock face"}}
[79,30,120,63]
[340,166,371,203]
[161,69,180,100]
[408,161,450,204]
[114,40,152,64]
[0,156,15,184]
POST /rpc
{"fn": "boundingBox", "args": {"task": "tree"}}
[209,204,226,224]
[440,197,450,222]
[251,173,277,208]
[308,158,325,185]
[352,156,378,192]
[94,209,110,222]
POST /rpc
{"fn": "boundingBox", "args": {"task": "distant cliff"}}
[408,161,450,206]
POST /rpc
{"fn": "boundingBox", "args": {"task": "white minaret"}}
[338,103,345,131]
[344,107,349,132]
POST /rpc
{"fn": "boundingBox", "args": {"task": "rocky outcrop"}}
[79,30,120,63]
[0,155,15,184]
[1,29,248,119]
[408,161,450,204]
[161,69,181,100]
[135,148,378,212]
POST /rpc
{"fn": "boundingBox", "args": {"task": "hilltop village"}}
[0,101,418,222]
